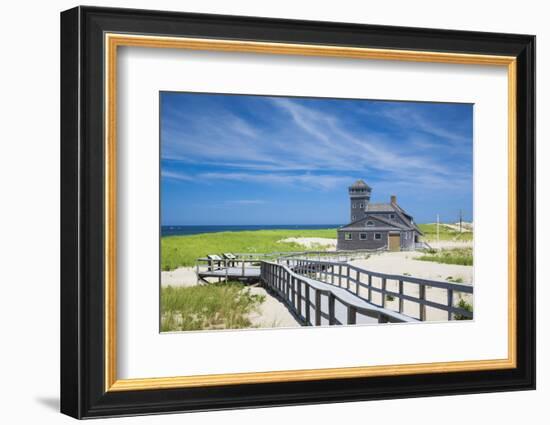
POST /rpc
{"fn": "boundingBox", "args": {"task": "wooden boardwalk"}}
[282,258,473,321]
[195,253,473,324]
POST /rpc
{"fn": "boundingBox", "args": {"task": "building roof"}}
[341,202,423,235]
[339,214,410,232]
[349,179,371,190]
[365,203,394,212]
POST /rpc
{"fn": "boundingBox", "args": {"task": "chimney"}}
[390,195,397,204]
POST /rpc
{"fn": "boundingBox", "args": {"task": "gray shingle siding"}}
[336,229,419,250]
[338,180,422,251]
[337,230,388,250]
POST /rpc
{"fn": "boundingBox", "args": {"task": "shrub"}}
[417,248,473,266]
[446,276,464,283]
[454,298,473,320]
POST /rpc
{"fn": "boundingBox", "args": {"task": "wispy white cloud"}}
[161,96,472,192]
[161,170,195,182]
[199,172,355,191]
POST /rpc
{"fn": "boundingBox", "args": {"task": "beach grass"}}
[454,297,474,320]
[417,223,473,242]
[161,282,266,332]
[417,247,473,266]
[161,228,337,270]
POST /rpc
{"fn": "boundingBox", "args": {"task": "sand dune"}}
[278,237,337,250]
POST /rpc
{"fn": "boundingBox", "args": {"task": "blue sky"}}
[160,92,473,226]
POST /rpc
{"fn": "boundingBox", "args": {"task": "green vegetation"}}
[161,282,266,332]
[418,223,473,242]
[417,247,473,266]
[161,228,337,270]
[386,294,395,302]
[454,297,473,320]
[445,276,464,283]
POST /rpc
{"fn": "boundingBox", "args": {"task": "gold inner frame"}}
[104,33,517,392]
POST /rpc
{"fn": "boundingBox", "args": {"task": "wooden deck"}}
[196,257,263,283]
[198,266,260,279]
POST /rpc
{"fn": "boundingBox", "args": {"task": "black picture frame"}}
[60,5,535,419]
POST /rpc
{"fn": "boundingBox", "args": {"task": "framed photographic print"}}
[60,6,535,419]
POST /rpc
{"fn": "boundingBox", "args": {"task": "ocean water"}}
[161,224,340,237]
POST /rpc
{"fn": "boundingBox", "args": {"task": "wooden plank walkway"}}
[261,261,415,325]
[293,271,414,325]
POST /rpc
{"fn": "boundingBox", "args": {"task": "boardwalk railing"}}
[195,248,386,281]
[277,247,386,263]
[195,257,261,282]
[279,259,473,321]
[260,261,416,326]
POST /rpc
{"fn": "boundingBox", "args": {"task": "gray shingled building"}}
[336,179,423,251]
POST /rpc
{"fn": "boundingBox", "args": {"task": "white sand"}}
[162,244,473,324]
[350,250,472,285]
[349,251,473,321]
[161,267,198,287]
[279,237,337,250]
[247,286,300,328]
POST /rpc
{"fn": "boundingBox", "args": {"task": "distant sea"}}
[161,224,340,237]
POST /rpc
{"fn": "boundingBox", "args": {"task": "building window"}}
[345,233,353,240]
[359,203,364,208]
[351,215,356,220]
[390,214,395,219]
[374,233,381,240]
[366,220,374,226]
[360,233,367,240]
[352,203,356,208]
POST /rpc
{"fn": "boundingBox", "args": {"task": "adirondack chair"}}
[222,253,237,267]
[206,254,222,271]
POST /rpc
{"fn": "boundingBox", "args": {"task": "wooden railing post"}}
[292,276,296,308]
[399,280,404,313]
[305,285,311,325]
[447,289,453,321]
[297,280,302,317]
[338,264,342,287]
[315,290,321,326]
[368,274,372,302]
[225,259,229,282]
[285,272,290,302]
[328,293,336,325]
[381,277,387,308]
[419,285,426,321]
[347,305,357,325]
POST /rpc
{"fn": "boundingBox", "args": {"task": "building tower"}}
[348,179,371,222]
